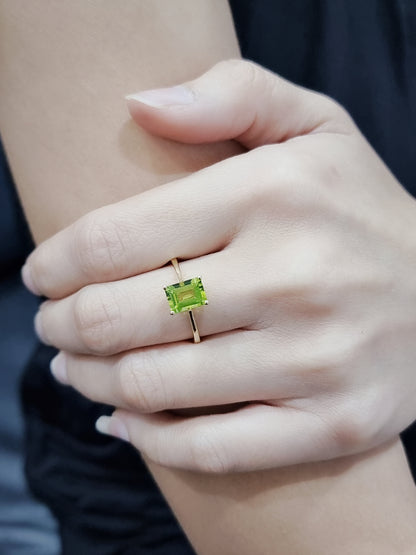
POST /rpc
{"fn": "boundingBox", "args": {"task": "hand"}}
[23,60,416,473]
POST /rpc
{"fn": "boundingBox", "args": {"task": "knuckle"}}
[331,414,366,452]
[247,145,312,205]
[242,140,346,220]
[292,136,346,193]
[326,97,355,128]
[326,401,373,453]
[303,332,356,387]
[316,320,365,368]
[237,148,281,210]
[188,428,230,474]
[296,232,347,292]
[74,213,128,280]
[73,285,122,354]
[215,59,274,110]
[315,93,356,132]
[279,143,322,187]
[236,59,263,88]
[295,359,335,394]
[288,326,363,396]
[117,353,165,413]
[215,59,262,87]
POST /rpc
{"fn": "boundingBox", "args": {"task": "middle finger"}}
[53,331,310,413]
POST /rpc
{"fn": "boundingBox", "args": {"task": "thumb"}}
[125,59,354,149]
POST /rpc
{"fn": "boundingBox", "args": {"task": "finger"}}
[96,403,335,473]
[126,59,354,149]
[51,332,313,413]
[35,249,256,354]
[22,151,255,298]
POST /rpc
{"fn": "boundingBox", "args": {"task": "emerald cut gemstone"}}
[164,277,207,314]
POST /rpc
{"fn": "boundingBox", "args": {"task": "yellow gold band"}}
[171,258,201,343]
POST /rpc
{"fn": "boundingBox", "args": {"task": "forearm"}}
[149,441,416,555]
[0,0,240,242]
[1,2,416,554]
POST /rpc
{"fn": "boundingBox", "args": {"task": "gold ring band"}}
[163,258,208,343]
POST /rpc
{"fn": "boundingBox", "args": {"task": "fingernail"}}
[34,311,51,345]
[50,353,69,385]
[125,85,195,108]
[21,264,41,295]
[95,416,130,442]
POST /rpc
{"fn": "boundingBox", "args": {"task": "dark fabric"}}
[0,144,60,553]
[0,144,33,269]
[1,1,414,553]
[22,345,195,555]
[229,0,416,192]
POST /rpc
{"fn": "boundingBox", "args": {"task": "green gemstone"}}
[164,277,207,314]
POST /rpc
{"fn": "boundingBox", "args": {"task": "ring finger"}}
[36,249,256,355]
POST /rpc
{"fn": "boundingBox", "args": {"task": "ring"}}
[164,258,208,343]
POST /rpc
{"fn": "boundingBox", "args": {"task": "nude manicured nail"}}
[50,353,69,385]
[34,312,51,345]
[96,416,130,442]
[21,264,40,295]
[125,85,195,107]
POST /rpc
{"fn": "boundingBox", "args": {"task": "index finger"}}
[22,153,253,299]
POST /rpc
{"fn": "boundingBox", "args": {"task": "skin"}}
[0,0,241,242]
[24,60,416,472]
[1,2,416,553]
